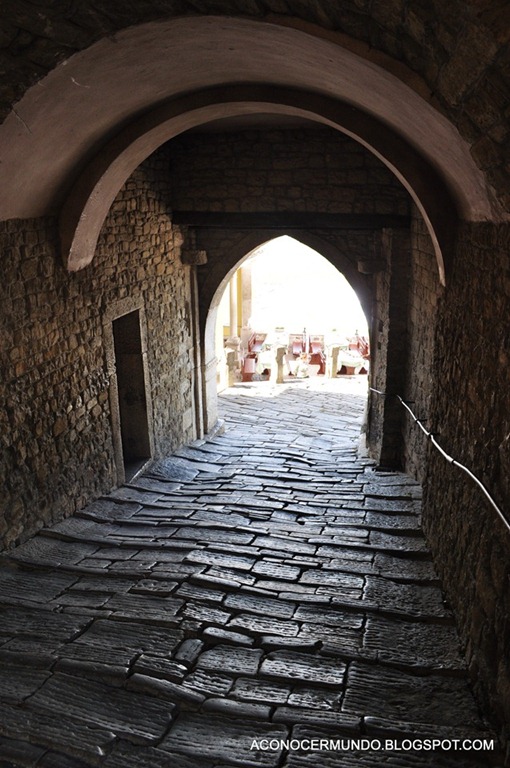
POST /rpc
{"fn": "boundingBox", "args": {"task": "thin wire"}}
[370,388,510,533]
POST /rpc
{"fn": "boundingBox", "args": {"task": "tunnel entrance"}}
[213,236,369,391]
[112,310,152,481]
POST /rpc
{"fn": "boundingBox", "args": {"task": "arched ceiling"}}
[0,16,500,219]
[0,9,508,279]
[56,82,457,280]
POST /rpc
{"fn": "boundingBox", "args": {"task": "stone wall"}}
[365,228,410,469]
[165,127,407,341]
[402,212,443,481]
[366,244,391,461]
[167,127,409,216]
[423,222,510,741]
[0,156,195,551]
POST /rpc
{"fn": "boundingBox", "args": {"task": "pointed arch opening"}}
[202,234,370,431]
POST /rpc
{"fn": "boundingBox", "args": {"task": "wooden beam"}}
[172,211,410,230]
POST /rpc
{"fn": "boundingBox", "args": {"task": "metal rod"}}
[369,388,510,533]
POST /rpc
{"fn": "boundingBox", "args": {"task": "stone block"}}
[0,699,116,764]
[197,645,263,675]
[0,737,47,768]
[260,651,346,687]
[363,576,450,618]
[132,655,188,683]
[342,662,482,726]
[232,676,292,705]
[224,592,296,619]
[229,614,300,637]
[182,669,234,697]
[29,673,174,743]
[174,638,204,667]
[202,627,254,646]
[159,713,289,766]
[0,664,51,703]
[73,619,183,655]
[125,673,203,705]
[203,697,272,720]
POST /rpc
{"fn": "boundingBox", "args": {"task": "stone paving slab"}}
[260,651,346,686]
[231,676,293,704]
[132,655,188,682]
[342,662,483,726]
[54,640,133,669]
[184,550,256,570]
[372,553,439,582]
[0,701,116,765]
[363,576,450,618]
[27,673,174,744]
[364,512,422,530]
[9,538,99,567]
[229,613,300,637]
[274,708,362,730]
[363,616,464,670]
[72,618,183,655]
[101,593,183,620]
[197,645,263,675]
[0,604,88,641]
[363,481,423,496]
[0,378,500,767]
[159,713,289,767]
[182,669,235,696]
[224,592,297,618]
[0,569,78,605]
[0,737,48,768]
[363,495,423,511]
[368,530,429,552]
[284,727,492,768]
[297,623,363,651]
[293,605,364,628]
[100,489,159,507]
[76,499,142,521]
[0,664,51,703]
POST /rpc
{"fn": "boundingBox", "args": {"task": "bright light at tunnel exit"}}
[244,236,368,338]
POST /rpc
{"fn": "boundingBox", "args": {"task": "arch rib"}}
[60,84,458,282]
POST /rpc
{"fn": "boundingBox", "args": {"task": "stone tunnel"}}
[1,2,510,765]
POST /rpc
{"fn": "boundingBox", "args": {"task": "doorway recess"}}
[112,310,151,481]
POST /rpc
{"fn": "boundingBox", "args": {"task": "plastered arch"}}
[61,84,456,282]
[0,15,499,281]
[0,16,498,282]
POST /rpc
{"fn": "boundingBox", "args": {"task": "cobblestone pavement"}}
[0,378,502,768]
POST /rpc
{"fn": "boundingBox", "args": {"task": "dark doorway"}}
[112,310,151,480]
